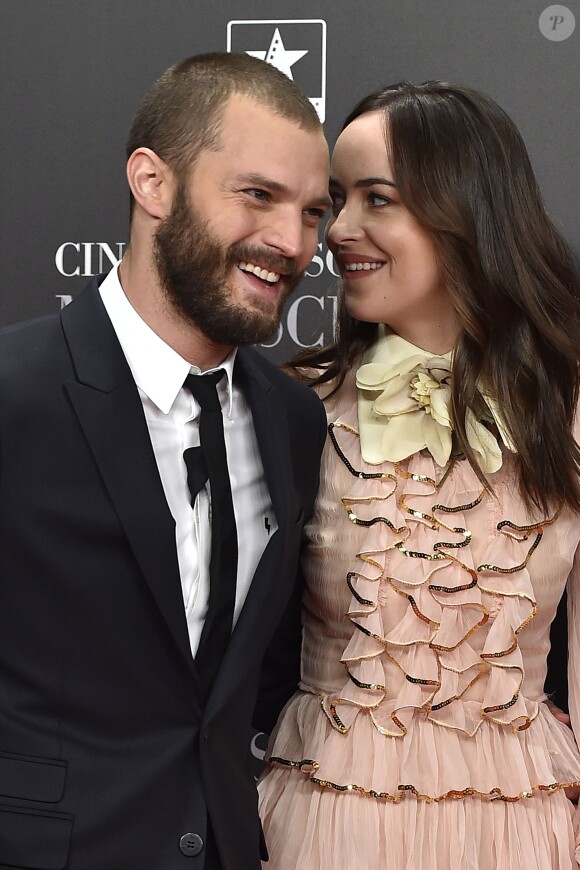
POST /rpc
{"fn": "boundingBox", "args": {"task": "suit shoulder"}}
[246,348,323,412]
[0,313,65,379]
[0,312,61,346]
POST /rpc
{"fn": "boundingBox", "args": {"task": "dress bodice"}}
[301,371,580,738]
[259,357,580,869]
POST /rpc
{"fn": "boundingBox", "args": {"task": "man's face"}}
[154,94,330,346]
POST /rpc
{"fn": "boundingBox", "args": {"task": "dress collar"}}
[355,329,512,471]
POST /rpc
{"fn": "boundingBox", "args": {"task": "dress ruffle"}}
[259,377,580,869]
[260,711,579,869]
[319,400,555,747]
[267,692,580,804]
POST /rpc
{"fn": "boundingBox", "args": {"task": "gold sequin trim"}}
[478,532,543,574]
[329,422,396,482]
[390,714,407,735]
[406,674,440,687]
[430,665,487,711]
[345,663,386,693]
[346,506,402,533]
[408,594,437,625]
[267,758,580,804]
[432,492,485,514]
[353,622,387,645]
[429,574,477,594]
[484,693,518,713]
[320,696,349,734]
[481,641,518,659]
[429,609,490,652]
[327,410,551,733]
[394,463,437,487]
[346,572,374,606]
[395,541,446,561]
[498,510,560,536]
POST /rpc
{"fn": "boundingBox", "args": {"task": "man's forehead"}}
[203,102,327,166]
[218,93,322,141]
[190,96,329,200]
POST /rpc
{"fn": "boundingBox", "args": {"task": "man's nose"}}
[262,210,304,260]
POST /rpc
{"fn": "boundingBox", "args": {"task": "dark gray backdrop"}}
[1,1,578,361]
[1,0,577,766]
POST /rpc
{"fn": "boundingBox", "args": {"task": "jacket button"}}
[179,833,204,857]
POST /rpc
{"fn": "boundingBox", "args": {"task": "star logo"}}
[226,19,327,122]
[246,28,308,80]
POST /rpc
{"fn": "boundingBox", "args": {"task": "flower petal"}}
[374,377,417,417]
[356,354,431,390]
[356,362,392,389]
[426,359,452,383]
[423,414,453,467]
[380,411,426,462]
[429,385,453,428]
[465,408,503,473]
[479,393,516,452]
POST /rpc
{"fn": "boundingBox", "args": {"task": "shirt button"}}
[179,833,204,857]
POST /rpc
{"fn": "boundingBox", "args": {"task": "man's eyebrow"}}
[236,173,332,209]
[313,193,334,209]
[234,173,289,193]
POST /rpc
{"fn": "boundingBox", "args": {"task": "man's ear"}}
[126,147,175,219]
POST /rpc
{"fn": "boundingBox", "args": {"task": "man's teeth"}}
[344,262,383,271]
[239,262,281,283]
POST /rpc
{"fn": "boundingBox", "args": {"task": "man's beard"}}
[153,183,303,346]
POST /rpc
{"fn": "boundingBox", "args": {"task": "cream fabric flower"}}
[356,332,510,472]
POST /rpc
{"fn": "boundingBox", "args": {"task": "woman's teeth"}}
[344,262,383,271]
[239,262,281,283]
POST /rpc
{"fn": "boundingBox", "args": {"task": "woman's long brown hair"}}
[290,81,580,514]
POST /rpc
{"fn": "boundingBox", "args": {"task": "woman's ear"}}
[126,147,175,220]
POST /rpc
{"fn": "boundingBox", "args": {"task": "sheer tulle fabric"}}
[258,368,580,869]
[260,768,577,869]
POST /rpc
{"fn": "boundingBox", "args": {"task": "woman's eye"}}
[329,192,344,215]
[369,192,392,207]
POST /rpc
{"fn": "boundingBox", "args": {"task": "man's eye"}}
[245,188,270,202]
[304,208,327,220]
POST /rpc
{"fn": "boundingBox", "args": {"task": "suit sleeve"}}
[252,389,327,735]
[252,559,306,735]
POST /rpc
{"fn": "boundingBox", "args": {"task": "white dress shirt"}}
[99,267,277,656]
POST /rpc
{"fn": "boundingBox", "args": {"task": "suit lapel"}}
[61,282,199,686]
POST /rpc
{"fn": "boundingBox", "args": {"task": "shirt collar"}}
[98,266,237,416]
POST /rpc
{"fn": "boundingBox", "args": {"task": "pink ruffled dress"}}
[258,338,580,869]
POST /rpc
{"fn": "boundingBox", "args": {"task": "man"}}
[0,53,330,869]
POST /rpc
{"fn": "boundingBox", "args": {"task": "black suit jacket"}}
[0,278,325,870]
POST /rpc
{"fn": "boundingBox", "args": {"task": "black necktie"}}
[183,371,238,698]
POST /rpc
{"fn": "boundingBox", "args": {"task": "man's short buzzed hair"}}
[126,52,321,202]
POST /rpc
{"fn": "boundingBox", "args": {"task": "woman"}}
[258,81,580,869]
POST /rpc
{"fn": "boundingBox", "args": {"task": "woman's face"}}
[326,111,458,353]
